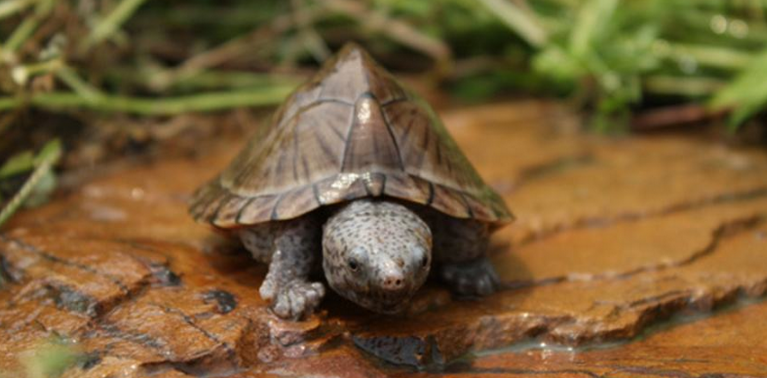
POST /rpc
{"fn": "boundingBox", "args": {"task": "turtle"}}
[189,43,513,320]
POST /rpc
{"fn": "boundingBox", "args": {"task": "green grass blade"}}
[569,0,618,58]
[83,0,147,48]
[0,139,62,228]
[710,48,767,130]
[476,0,548,47]
[0,85,296,115]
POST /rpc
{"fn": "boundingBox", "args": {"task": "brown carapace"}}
[190,43,513,229]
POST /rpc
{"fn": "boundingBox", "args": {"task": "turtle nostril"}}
[382,275,405,291]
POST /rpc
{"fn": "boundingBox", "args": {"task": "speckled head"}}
[322,200,432,313]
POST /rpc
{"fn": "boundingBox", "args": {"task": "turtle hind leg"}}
[427,213,499,297]
[441,257,499,297]
[241,214,325,320]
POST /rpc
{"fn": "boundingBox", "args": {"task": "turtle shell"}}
[190,43,513,228]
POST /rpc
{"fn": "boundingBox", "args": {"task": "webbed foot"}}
[440,257,499,297]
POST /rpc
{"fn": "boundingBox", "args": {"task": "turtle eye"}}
[412,246,428,269]
[347,246,368,272]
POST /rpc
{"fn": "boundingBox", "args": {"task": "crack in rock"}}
[499,214,764,291]
[517,186,767,247]
[150,303,237,359]
[0,235,131,293]
[501,153,595,194]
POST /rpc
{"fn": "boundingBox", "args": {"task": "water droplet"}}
[710,14,727,34]
[729,19,748,38]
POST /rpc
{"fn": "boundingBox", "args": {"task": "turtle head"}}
[322,200,432,314]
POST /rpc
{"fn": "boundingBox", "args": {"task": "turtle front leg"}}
[429,215,499,297]
[241,215,325,320]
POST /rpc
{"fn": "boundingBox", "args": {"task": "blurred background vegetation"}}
[1,0,767,228]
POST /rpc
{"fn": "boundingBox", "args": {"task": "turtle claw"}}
[441,257,499,297]
[269,281,325,320]
[259,277,277,301]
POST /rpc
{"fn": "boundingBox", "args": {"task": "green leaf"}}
[710,48,767,131]
[569,0,618,59]
[532,45,583,84]
[21,338,80,378]
[35,139,63,166]
[0,150,35,179]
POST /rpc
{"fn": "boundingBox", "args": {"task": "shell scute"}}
[190,43,512,227]
[213,195,250,228]
[236,194,280,225]
[272,185,319,221]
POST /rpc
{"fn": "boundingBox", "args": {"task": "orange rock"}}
[1,100,767,377]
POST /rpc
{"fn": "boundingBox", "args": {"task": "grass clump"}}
[1,0,766,132]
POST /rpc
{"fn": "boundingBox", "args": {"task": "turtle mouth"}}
[352,287,416,314]
[327,279,415,314]
[375,300,410,314]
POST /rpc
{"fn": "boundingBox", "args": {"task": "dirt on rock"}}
[1,100,767,377]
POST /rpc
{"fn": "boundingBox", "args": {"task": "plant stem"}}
[104,67,303,93]
[644,75,726,97]
[0,0,35,20]
[55,66,105,101]
[170,71,302,91]
[0,86,296,115]
[1,0,53,55]
[0,139,62,228]
[324,0,451,73]
[155,9,316,90]
[2,15,36,54]
[83,0,147,49]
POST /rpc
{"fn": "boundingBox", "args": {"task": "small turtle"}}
[190,43,513,320]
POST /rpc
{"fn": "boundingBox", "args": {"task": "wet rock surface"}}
[2,100,767,377]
